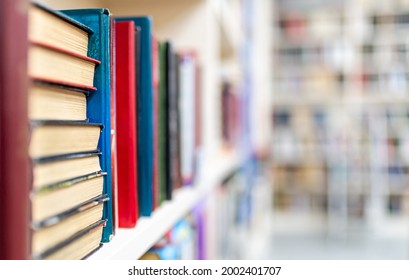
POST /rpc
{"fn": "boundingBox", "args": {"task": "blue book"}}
[61,9,114,242]
[116,16,154,217]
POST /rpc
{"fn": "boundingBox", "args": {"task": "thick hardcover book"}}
[62,9,114,242]
[28,42,100,90]
[0,0,30,260]
[31,171,106,224]
[29,81,89,121]
[35,219,106,260]
[31,195,107,258]
[152,36,160,210]
[33,150,101,190]
[29,2,93,57]
[114,21,138,228]
[116,16,153,217]
[29,120,102,159]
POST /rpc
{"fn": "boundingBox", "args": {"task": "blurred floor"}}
[268,211,409,260]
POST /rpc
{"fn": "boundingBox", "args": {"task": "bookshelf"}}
[272,0,409,234]
[16,0,273,260]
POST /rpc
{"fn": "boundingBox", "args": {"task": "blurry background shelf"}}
[272,0,409,236]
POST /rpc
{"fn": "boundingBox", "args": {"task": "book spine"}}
[179,54,196,186]
[173,53,182,190]
[166,42,178,198]
[135,18,153,216]
[152,36,159,210]
[99,10,114,242]
[115,21,138,228]
[134,27,140,218]
[0,0,30,259]
[109,15,118,233]
[62,9,114,242]
[194,62,202,182]
[159,42,167,203]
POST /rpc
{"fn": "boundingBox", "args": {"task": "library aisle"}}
[268,212,409,259]
[270,0,409,260]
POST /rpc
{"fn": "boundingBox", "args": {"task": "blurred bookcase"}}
[272,0,409,234]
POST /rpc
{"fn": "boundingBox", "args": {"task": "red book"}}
[152,36,159,210]
[0,0,30,259]
[115,21,138,228]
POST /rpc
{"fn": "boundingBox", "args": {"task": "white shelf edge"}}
[87,152,240,260]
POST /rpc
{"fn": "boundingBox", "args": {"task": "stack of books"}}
[28,3,107,260]
[113,17,202,225]
[3,1,206,260]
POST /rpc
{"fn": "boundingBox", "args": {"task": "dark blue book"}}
[116,16,154,217]
[61,9,114,242]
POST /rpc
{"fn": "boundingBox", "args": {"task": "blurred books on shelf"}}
[152,36,160,210]
[272,0,409,231]
[221,81,241,149]
[169,49,183,193]
[139,214,201,260]
[178,52,199,186]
